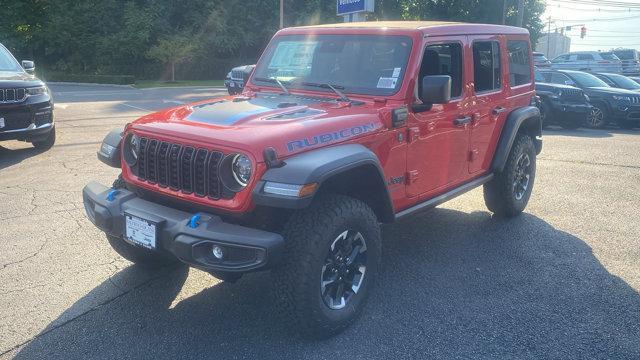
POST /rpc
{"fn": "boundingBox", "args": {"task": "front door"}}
[405,37,473,198]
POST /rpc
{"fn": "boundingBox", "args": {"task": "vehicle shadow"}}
[0,144,42,171]
[13,209,640,359]
[543,126,638,138]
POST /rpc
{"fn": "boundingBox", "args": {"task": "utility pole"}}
[280,0,284,29]
[547,16,552,57]
[516,0,525,27]
[502,0,507,25]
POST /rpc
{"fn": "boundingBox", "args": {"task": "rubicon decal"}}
[287,123,377,152]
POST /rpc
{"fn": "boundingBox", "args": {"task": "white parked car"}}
[551,51,622,74]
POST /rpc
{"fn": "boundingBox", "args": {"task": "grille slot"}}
[207,151,223,199]
[135,137,225,199]
[194,149,209,197]
[146,140,159,183]
[632,97,640,105]
[137,138,149,180]
[157,142,170,187]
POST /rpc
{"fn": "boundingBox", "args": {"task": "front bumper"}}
[0,100,54,141]
[612,105,640,122]
[549,101,591,115]
[82,181,284,273]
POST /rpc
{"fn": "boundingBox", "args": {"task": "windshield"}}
[252,34,413,96]
[608,74,640,90]
[613,50,637,60]
[600,52,619,61]
[0,45,22,72]
[568,72,610,88]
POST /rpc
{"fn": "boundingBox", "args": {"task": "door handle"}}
[492,106,507,115]
[453,116,472,127]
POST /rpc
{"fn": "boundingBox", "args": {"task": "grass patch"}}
[133,80,225,89]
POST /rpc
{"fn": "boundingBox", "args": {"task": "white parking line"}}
[120,103,151,112]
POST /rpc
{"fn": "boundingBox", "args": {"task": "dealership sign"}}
[336,0,374,16]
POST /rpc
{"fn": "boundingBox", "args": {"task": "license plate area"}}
[125,212,157,249]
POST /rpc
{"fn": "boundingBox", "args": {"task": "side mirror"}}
[21,60,35,73]
[416,75,451,111]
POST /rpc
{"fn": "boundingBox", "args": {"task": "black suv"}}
[534,69,590,129]
[593,73,640,92]
[0,43,55,149]
[540,69,640,129]
[224,64,255,95]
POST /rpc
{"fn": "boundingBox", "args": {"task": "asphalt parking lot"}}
[1,84,639,359]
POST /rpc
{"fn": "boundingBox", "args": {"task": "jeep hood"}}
[130,93,386,159]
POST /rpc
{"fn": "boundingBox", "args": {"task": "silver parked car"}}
[551,51,622,74]
[612,48,640,76]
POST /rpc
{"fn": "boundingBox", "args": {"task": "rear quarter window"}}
[600,52,619,61]
[508,40,531,86]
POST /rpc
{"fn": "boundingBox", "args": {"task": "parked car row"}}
[535,68,640,130]
[548,49,639,76]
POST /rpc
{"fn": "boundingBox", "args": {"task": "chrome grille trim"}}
[0,88,27,103]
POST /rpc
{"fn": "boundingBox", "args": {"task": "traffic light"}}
[581,26,587,39]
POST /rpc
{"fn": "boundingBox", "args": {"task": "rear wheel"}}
[272,194,381,338]
[484,134,536,217]
[586,103,607,129]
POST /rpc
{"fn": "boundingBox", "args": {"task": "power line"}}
[548,4,640,12]
[548,0,640,9]
[551,14,640,22]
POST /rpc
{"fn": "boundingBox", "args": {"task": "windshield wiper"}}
[300,82,351,102]
[253,77,290,95]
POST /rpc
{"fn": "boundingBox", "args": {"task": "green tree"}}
[146,35,197,82]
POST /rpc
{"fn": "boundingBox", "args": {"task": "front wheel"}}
[272,194,381,338]
[484,134,536,217]
[31,127,56,151]
[586,104,607,129]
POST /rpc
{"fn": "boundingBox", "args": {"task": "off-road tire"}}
[272,194,381,338]
[586,103,608,129]
[32,128,56,151]
[484,134,536,217]
[106,234,176,268]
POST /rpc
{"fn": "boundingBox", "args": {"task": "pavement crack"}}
[539,157,640,170]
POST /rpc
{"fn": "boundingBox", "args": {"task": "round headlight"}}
[231,154,252,187]
[123,133,139,166]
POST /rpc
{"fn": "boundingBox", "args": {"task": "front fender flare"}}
[491,106,542,173]
[97,128,123,168]
[252,144,393,221]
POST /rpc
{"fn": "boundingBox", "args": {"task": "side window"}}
[507,40,531,86]
[550,73,574,85]
[473,41,501,93]
[420,43,463,98]
[577,54,593,61]
[598,76,615,86]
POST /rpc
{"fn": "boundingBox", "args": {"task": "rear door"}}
[405,36,472,198]
[467,35,508,175]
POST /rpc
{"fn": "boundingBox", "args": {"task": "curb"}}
[46,81,135,89]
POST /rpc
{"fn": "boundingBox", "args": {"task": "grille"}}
[560,88,584,102]
[135,137,224,199]
[632,97,640,105]
[0,88,26,103]
[231,69,244,80]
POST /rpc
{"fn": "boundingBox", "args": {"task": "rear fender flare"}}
[492,106,542,173]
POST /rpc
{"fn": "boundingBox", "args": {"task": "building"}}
[535,32,571,60]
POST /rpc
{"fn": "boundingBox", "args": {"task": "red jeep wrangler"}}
[83,21,541,337]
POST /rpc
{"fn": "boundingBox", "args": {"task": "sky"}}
[543,0,640,52]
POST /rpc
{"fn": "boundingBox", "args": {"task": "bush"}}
[44,73,135,85]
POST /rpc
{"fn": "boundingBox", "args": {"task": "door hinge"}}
[407,127,420,143]
[406,170,420,184]
[469,149,479,161]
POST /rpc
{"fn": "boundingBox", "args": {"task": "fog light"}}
[212,245,224,260]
